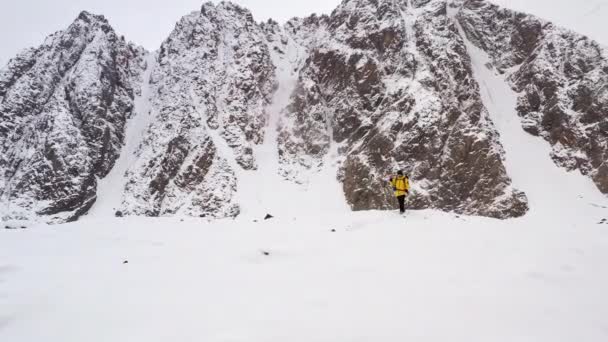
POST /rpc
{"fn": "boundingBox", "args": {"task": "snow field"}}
[1,210,608,341]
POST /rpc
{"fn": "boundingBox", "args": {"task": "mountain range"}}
[1,0,607,224]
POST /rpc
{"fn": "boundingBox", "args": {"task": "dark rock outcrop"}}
[458,0,608,195]
[276,0,528,218]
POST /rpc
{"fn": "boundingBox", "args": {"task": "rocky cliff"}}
[0,12,146,223]
[275,0,528,218]
[3,0,608,224]
[119,2,276,218]
[458,0,608,194]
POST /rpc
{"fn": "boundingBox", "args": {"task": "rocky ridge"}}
[457,0,608,194]
[2,0,607,223]
[275,0,528,217]
[119,2,276,218]
[0,12,146,223]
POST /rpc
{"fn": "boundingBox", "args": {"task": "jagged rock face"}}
[0,12,146,223]
[262,14,330,55]
[120,2,276,218]
[458,0,608,194]
[6,0,608,223]
[277,0,528,218]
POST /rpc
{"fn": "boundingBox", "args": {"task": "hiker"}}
[388,171,410,214]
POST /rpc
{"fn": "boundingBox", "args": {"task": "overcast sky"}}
[1,0,607,68]
[492,0,608,44]
[0,0,341,67]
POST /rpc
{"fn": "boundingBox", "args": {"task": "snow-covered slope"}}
[88,52,157,217]
[450,3,608,222]
[457,0,608,194]
[0,12,147,223]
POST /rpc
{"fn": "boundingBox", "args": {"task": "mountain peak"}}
[76,11,108,25]
[200,1,255,20]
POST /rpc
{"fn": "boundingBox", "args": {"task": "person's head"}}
[397,170,404,176]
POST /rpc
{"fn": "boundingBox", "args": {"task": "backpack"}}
[391,176,409,192]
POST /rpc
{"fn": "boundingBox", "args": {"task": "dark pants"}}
[397,195,406,214]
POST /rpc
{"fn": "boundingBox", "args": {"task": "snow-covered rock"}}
[0,12,147,223]
[119,2,276,218]
[5,0,608,223]
[457,0,608,194]
[275,0,528,218]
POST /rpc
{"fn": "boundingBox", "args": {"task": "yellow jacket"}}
[390,176,410,197]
